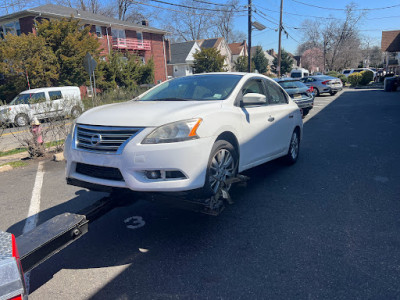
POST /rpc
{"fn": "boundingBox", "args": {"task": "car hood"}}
[77,100,223,127]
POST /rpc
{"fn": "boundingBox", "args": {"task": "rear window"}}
[291,72,302,78]
[49,91,62,100]
[343,70,351,74]
[278,81,306,89]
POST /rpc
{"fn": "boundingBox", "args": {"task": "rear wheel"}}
[314,87,320,97]
[14,114,29,127]
[71,106,82,119]
[202,140,238,197]
[330,90,337,96]
[283,129,300,165]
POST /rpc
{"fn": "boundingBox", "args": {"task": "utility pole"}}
[277,0,283,77]
[247,0,252,72]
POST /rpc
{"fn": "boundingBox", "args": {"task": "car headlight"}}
[142,118,202,144]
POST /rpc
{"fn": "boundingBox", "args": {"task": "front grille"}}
[76,163,124,181]
[75,124,143,154]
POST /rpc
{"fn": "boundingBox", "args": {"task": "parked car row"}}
[274,75,343,117]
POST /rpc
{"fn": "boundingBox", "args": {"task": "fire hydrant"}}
[29,118,44,157]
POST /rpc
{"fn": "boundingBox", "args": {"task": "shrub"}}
[326,71,340,77]
[338,74,347,84]
[348,72,362,86]
[360,70,374,85]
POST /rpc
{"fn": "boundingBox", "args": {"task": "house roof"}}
[381,30,400,52]
[169,41,197,64]
[197,38,223,49]
[228,41,247,55]
[0,4,168,35]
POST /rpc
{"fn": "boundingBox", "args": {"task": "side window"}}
[49,91,62,101]
[242,79,265,96]
[29,92,46,104]
[265,81,288,105]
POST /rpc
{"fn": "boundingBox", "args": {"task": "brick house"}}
[0,4,169,83]
[381,30,400,75]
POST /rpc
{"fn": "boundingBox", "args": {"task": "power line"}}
[191,0,237,7]
[129,0,239,16]
[254,4,343,20]
[290,0,400,11]
[253,10,279,25]
[148,0,246,12]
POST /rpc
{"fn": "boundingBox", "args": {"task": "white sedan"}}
[64,73,303,197]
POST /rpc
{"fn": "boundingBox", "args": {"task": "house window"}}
[111,28,126,39]
[137,32,143,43]
[0,21,21,37]
[140,56,145,64]
[95,25,102,38]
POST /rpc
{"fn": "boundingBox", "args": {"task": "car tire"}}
[14,113,29,127]
[71,106,82,119]
[283,129,300,165]
[330,91,337,96]
[314,88,320,97]
[202,140,238,197]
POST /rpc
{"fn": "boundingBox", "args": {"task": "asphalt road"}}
[1,88,400,299]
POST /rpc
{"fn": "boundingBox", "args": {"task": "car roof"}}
[20,86,79,94]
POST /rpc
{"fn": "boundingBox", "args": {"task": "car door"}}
[48,90,64,118]
[263,79,295,156]
[29,92,47,119]
[236,78,276,169]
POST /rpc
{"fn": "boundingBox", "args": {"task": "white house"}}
[168,41,201,77]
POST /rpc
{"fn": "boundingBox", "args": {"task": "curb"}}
[53,152,65,162]
[0,164,13,173]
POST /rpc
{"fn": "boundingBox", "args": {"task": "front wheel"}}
[71,106,82,119]
[283,129,300,165]
[14,114,29,127]
[202,140,238,197]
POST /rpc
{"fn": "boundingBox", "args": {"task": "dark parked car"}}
[275,78,314,117]
[300,75,343,96]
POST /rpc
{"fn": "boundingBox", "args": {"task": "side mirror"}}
[242,93,267,106]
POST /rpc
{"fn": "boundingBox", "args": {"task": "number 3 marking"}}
[124,216,145,230]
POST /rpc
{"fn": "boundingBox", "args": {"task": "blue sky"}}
[1,0,399,54]
[242,0,400,54]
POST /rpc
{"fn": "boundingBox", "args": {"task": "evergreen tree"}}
[251,47,268,73]
[36,18,100,86]
[273,49,294,75]
[193,48,226,73]
[0,33,59,101]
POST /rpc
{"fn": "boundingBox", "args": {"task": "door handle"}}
[289,114,294,118]
[268,116,275,122]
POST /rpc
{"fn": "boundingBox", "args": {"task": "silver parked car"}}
[300,75,343,96]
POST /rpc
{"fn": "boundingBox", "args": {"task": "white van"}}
[342,68,377,79]
[290,68,310,79]
[0,86,83,127]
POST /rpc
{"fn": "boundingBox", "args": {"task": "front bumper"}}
[65,130,214,192]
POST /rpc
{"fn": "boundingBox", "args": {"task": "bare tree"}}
[298,4,364,71]
[213,0,245,43]
[55,0,101,13]
[166,0,215,41]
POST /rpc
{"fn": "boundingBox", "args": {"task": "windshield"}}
[10,93,31,105]
[278,81,305,89]
[139,74,243,101]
